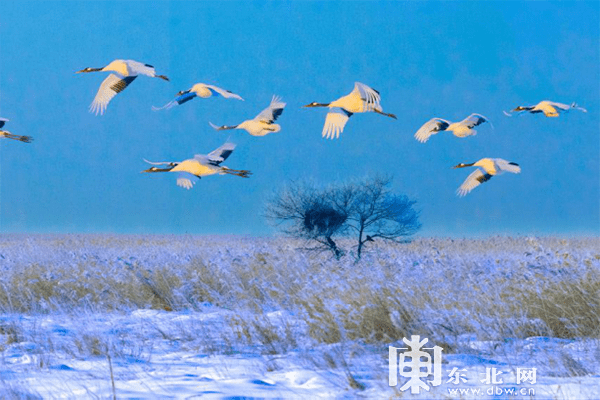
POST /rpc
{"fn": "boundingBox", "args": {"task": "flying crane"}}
[77,59,169,115]
[142,142,251,189]
[303,82,396,139]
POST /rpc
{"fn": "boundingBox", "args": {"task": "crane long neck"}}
[147,166,175,173]
[456,162,476,168]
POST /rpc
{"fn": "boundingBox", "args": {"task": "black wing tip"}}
[341,108,354,117]
[220,150,234,161]
[438,120,450,130]
[273,108,284,120]
[110,76,137,93]
[476,173,493,183]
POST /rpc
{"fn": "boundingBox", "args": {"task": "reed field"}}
[0,234,598,398]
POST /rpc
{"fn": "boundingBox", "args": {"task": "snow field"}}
[0,235,598,398]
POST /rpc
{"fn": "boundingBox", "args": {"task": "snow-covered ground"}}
[0,235,598,399]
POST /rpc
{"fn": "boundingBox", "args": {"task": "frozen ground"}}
[0,235,598,399]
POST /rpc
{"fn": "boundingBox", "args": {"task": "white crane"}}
[303,82,396,139]
[453,158,521,196]
[504,100,587,117]
[152,83,243,111]
[414,114,491,143]
[0,118,33,143]
[76,59,169,115]
[141,142,251,189]
[209,96,285,137]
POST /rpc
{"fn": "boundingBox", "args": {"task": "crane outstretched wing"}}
[90,74,137,115]
[353,82,381,111]
[202,84,244,100]
[544,101,571,111]
[176,172,200,189]
[203,142,236,165]
[494,159,521,174]
[462,114,490,129]
[537,101,570,117]
[457,169,493,197]
[152,92,197,111]
[255,96,286,123]
[124,60,158,78]
[414,118,450,143]
[322,108,353,139]
[0,118,8,129]
[152,100,178,111]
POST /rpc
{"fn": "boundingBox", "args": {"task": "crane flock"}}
[0,58,589,198]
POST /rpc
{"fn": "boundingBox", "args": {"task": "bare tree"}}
[265,181,348,259]
[265,176,421,260]
[339,176,421,259]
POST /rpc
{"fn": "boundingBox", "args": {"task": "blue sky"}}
[0,1,598,236]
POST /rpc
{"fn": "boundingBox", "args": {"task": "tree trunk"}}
[356,225,365,260]
[326,236,343,260]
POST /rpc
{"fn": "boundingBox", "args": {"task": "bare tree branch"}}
[264,176,421,261]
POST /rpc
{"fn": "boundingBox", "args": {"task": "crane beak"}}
[303,102,329,108]
[76,67,102,73]
[453,163,473,169]
[141,166,173,173]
